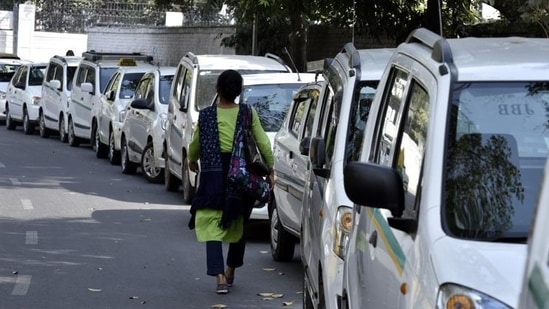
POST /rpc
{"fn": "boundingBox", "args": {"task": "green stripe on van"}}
[367,208,406,275]
[529,263,549,309]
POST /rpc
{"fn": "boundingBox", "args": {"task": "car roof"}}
[50,55,84,66]
[192,54,290,72]
[399,30,549,82]
[145,66,177,76]
[355,48,396,81]
[116,63,157,74]
[240,72,322,86]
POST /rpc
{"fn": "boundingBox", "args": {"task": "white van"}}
[39,55,83,141]
[341,28,549,309]
[164,53,291,204]
[518,158,549,309]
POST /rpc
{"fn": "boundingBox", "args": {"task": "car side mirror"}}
[344,162,407,222]
[310,136,329,177]
[49,79,61,90]
[106,90,116,101]
[81,82,93,93]
[299,136,311,156]
[130,98,151,110]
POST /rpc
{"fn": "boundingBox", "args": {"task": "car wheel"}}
[108,130,121,165]
[303,269,315,309]
[23,109,34,135]
[121,138,138,174]
[68,118,80,147]
[6,108,16,130]
[181,157,195,204]
[270,204,296,262]
[142,142,163,183]
[59,116,68,143]
[92,123,108,158]
[164,148,180,191]
[39,112,49,138]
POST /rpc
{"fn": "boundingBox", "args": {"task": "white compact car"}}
[0,53,29,125]
[341,28,549,309]
[120,67,175,183]
[5,62,47,134]
[93,62,155,165]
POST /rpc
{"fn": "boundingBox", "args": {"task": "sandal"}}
[225,268,235,287]
[216,283,229,294]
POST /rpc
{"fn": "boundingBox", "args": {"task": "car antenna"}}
[284,47,301,81]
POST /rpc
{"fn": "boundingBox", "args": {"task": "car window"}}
[159,74,173,105]
[53,63,63,85]
[67,66,78,90]
[145,76,155,103]
[303,88,320,140]
[105,72,121,96]
[196,70,223,111]
[289,96,309,137]
[180,68,192,108]
[241,83,302,132]
[119,72,145,99]
[0,63,20,82]
[75,66,88,87]
[11,67,24,87]
[318,79,343,167]
[29,66,45,86]
[45,63,56,82]
[444,81,549,241]
[135,76,150,100]
[99,68,117,93]
[345,81,378,163]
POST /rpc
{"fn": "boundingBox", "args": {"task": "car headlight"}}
[32,96,41,105]
[160,113,168,131]
[333,206,353,259]
[118,109,126,122]
[437,283,511,309]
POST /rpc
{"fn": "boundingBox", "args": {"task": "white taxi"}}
[5,62,47,134]
[120,67,175,182]
[93,59,155,164]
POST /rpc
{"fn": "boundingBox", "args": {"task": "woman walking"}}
[187,69,274,294]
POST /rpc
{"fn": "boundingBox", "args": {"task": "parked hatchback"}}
[5,62,47,134]
[342,28,549,309]
[120,66,176,183]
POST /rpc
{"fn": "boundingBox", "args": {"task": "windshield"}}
[241,83,303,132]
[195,69,293,111]
[0,64,21,82]
[119,72,145,99]
[160,75,174,105]
[444,82,549,241]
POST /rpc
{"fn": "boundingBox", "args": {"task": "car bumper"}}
[27,105,40,121]
[112,120,123,150]
[250,203,268,220]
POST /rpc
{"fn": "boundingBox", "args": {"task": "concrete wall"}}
[86,25,236,66]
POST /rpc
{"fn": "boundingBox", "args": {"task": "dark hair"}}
[217,69,242,102]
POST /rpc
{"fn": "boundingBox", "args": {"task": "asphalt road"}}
[0,126,303,308]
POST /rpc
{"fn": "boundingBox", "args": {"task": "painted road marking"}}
[21,199,33,210]
[0,162,5,168]
[10,178,20,185]
[25,231,38,245]
[11,275,31,295]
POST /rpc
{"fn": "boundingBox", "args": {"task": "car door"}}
[8,66,25,120]
[360,65,432,308]
[99,71,121,143]
[43,62,62,126]
[71,64,93,133]
[273,83,322,232]
[131,74,155,154]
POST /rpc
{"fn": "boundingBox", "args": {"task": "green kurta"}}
[189,105,274,242]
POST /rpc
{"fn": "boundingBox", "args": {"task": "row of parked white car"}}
[0,49,318,222]
[270,28,549,309]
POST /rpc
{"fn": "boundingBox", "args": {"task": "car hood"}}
[431,236,526,307]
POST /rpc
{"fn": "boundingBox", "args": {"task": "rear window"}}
[444,82,549,241]
[0,64,21,82]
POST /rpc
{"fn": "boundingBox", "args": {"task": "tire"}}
[164,148,180,192]
[181,157,195,204]
[108,130,121,165]
[270,205,296,262]
[92,123,108,158]
[121,138,138,174]
[59,116,68,143]
[141,142,163,183]
[67,118,80,146]
[6,108,16,130]
[303,269,315,309]
[39,112,50,138]
[23,110,35,135]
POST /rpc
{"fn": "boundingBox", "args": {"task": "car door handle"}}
[369,230,378,248]
[289,151,294,159]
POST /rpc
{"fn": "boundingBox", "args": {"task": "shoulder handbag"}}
[244,107,270,177]
[227,105,271,205]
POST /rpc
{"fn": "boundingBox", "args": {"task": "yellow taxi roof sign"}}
[119,58,137,66]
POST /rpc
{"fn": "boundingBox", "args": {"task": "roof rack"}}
[82,51,153,63]
[185,52,198,65]
[341,42,361,71]
[405,28,453,64]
